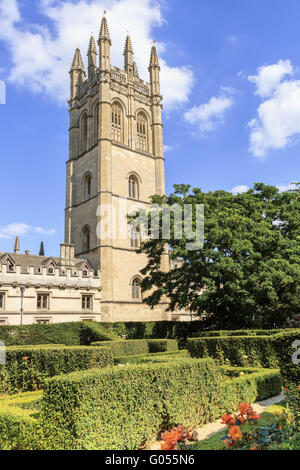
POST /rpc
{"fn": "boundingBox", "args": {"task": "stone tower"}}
[65,16,169,322]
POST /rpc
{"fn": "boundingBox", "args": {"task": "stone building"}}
[65,16,170,322]
[0,15,173,325]
[0,239,101,325]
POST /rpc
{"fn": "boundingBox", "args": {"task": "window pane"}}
[0,295,3,309]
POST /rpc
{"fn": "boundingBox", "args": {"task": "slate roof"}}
[0,252,94,273]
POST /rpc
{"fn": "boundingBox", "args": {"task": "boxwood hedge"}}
[273,331,300,404]
[91,339,178,357]
[0,361,282,450]
[0,345,113,394]
[187,335,279,368]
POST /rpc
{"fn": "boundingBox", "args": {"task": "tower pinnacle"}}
[87,36,97,81]
[69,47,86,100]
[14,236,20,254]
[149,45,160,68]
[123,35,134,74]
[98,16,111,45]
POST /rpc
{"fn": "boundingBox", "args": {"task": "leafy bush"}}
[0,345,113,393]
[187,336,279,368]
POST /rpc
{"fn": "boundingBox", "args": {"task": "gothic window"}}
[130,226,141,249]
[37,294,49,310]
[132,277,142,300]
[83,173,92,200]
[112,102,123,142]
[128,174,139,200]
[82,226,90,251]
[136,112,148,152]
[81,113,88,153]
[82,295,92,311]
[93,103,99,145]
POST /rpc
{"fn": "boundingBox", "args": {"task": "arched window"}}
[112,102,123,142]
[128,174,139,200]
[93,103,99,145]
[130,226,141,249]
[81,113,88,153]
[132,277,142,300]
[83,173,92,200]
[82,226,90,251]
[136,112,148,152]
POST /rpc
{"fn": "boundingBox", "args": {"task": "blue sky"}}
[0,0,299,256]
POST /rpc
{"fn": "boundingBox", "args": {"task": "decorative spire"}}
[124,35,134,73]
[98,16,111,45]
[14,236,20,254]
[149,45,160,68]
[87,36,97,81]
[69,47,86,100]
[88,36,97,55]
[39,241,45,257]
[71,48,85,71]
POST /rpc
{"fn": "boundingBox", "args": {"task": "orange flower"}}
[221,414,236,426]
[298,385,300,390]
[228,425,243,441]
[22,356,28,361]
[238,402,253,416]
[248,412,261,421]
[278,425,282,430]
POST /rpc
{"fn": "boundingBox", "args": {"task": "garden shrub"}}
[90,339,149,357]
[0,321,117,347]
[193,329,288,338]
[187,336,279,368]
[219,369,282,414]
[114,350,188,365]
[147,339,178,353]
[0,361,283,450]
[40,358,223,450]
[0,345,113,393]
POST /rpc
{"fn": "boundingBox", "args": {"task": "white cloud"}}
[0,223,55,239]
[0,0,194,109]
[277,182,298,192]
[248,60,300,157]
[184,89,234,135]
[248,60,294,98]
[231,185,249,194]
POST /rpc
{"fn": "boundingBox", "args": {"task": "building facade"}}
[0,241,101,325]
[65,16,170,322]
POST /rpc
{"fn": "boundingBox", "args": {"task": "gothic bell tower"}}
[65,16,169,322]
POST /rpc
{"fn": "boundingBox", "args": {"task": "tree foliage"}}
[133,183,300,329]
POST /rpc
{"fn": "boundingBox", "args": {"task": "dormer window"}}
[83,270,88,276]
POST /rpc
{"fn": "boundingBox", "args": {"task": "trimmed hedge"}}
[114,350,188,365]
[219,368,282,412]
[0,345,113,394]
[40,358,223,450]
[193,329,288,338]
[91,339,178,357]
[147,339,178,353]
[0,321,117,346]
[0,362,282,450]
[187,335,279,368]
[91,339,149,357]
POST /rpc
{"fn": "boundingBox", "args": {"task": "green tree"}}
[133,183,300,329]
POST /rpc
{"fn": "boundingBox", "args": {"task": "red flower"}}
[22,356,28,361]
[221,414,236,426]
[228,425,243,441]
